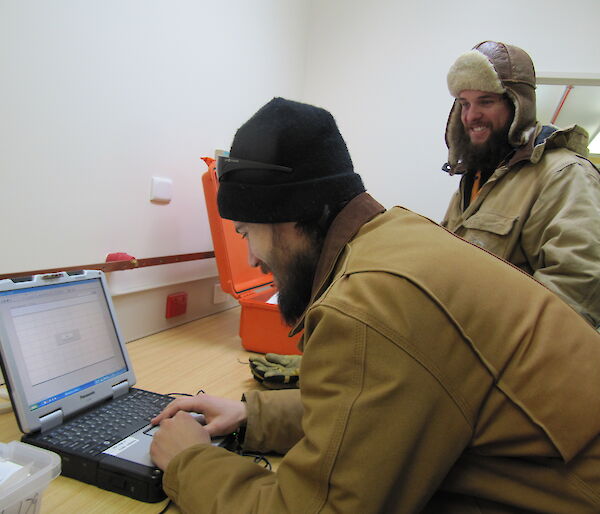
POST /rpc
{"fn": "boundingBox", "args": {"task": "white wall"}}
[303,0,600,222]
[0,0,309,294]
[2,0,599,339]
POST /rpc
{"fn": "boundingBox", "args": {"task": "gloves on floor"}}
[249,353,301,389]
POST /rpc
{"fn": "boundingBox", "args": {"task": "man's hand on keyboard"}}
[151,394,247,438]
[150,411,211,470]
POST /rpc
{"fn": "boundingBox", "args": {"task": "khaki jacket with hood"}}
[163,193,600,513]
[442,41,600,328]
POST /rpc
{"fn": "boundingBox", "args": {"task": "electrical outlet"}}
[213,284,229,304]
[166,292,187,318]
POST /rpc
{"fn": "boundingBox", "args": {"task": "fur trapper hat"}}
[444,41,537,173]
[217,97,365,223]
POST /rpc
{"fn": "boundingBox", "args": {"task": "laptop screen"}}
[0,278,127,411]
[0,271,135,433]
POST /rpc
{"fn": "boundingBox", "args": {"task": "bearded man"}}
[442,41,600,329]
[150,97,600,513]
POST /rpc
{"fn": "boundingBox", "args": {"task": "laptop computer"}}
[0,270,231,503]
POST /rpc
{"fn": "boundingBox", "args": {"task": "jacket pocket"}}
[460,212,519,257]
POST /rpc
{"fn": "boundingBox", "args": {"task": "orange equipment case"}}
[201,157,302,355]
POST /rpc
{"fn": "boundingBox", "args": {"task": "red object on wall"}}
[166,292,187,318]
[106,252,136,262]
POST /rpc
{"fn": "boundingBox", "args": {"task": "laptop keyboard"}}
[33,388,173,456]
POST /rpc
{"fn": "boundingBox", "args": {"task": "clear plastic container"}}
[0,441,61,514]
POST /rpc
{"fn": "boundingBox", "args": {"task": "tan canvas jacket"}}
[164,194,600,513]
[442,124,600,328]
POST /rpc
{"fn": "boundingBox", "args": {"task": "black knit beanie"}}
[217,97,365,223]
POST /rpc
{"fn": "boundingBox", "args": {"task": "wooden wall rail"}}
[0,251,215,280]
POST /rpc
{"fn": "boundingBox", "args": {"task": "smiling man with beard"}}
[453,93,513,180]
[150,97,600,513]
[442,41,600,329]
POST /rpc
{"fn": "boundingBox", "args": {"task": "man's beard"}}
[267,231,323,327]
[456,122,514,174]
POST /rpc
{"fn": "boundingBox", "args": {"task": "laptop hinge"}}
[111,380,129,399]
[39,409,63,433]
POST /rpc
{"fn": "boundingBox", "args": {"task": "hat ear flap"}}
[445,100,463,171]
[505,86,536,147]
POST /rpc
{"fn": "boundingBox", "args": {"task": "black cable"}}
[237,451,272,470]
[157,499,173,514]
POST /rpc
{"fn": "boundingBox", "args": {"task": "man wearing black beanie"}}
[151,98,600,513]
[216,97,366,327]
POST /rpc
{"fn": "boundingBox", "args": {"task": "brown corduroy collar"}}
[290,192,385,336]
